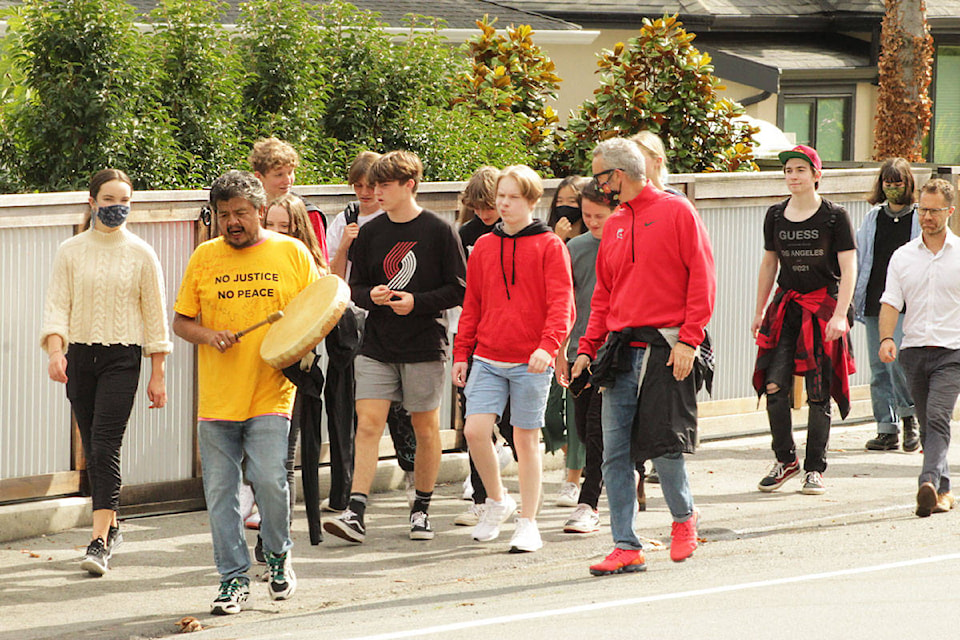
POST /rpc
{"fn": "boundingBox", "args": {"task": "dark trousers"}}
[900,347,960,493]
[323,358,355,511]
[65,343,141,512]
[573,383,603,509]
[764,302,832,473]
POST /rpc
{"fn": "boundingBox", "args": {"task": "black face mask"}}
[555,205,582,224]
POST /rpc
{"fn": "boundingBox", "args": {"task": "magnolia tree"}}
[552,15,756,176]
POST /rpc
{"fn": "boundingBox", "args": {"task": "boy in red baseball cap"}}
[752,145,857,495]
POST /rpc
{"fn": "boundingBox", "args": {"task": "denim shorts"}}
[355,355,445,412]
[464,358,553,430]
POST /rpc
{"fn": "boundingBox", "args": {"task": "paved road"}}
[3,422,958,640]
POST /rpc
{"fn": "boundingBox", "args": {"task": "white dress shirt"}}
[881,228,960,349]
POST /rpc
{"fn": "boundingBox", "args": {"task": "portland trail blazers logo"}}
[384,241,418,290]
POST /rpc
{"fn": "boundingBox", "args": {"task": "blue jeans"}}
[198,415,293,582]
[601,346,695,550]
[864,315,914,434]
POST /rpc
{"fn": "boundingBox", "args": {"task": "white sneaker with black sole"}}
[210,577,250,615]
[80,537,109,576]
[509,517,543,553]
[266,551,297,601]
[409,510,434,540]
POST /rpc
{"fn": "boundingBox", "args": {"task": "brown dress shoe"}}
[933,492,955,514]
[917,482,938,517]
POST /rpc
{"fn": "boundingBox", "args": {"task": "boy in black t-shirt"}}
[324,151,467,544]
[752,145,857,496]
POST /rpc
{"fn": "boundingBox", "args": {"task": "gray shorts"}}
[355,355,446,412]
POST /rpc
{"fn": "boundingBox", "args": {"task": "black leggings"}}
[65,343,141,512]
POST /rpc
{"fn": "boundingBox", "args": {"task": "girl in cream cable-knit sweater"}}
[40,169,172,577]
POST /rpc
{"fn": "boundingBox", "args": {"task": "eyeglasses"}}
[918,206,950,216]
[592,168,620,191]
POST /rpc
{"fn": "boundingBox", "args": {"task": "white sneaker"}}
[472,493,517,542]
[461,476,474,501]
[454,503,485,526]
[509,517,542,553]
[563,504,600,534]
[244,510,261,530]
[495,440,514,470]
[239,484,256,522]
[555,481,580,507]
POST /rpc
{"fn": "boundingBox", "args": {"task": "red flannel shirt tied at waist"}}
[753,287,856,419]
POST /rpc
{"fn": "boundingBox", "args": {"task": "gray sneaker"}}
[801,471,826,495]
[80,538,109,576]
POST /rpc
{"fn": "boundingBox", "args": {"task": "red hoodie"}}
[453,220,574,364]
[578,183,716,358]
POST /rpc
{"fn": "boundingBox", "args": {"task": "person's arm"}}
[172,313,238,353]
[46,333,68,383]
[532,238,575,373]
[824,249,856,342]
[139,248,174,356]
[878,302,900,363]
[752,250,779,338]
[147,352,167,408]
[330,222,358,279]
[677,205,715,348]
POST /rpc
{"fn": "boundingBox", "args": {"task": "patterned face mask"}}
[96,204,130,228]
[883,186,906,204]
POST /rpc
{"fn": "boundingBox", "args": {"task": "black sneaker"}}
[80,537,109,576]
[866,433,899,451]
[266,551,297,601]
[254,534,266,564]
[323,508,366,543]
[409,510,434,541]
[757,459,800,492]
[902,417,920,452]
[105,525,123,560]
[210,577,250,615]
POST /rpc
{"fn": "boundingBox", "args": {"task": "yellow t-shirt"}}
[174,231,319,421]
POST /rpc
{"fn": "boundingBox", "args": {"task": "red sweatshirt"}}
[578,184,716,358]
[453,220,574,364]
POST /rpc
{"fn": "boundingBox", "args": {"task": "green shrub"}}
[389,103,537,181]
[1,0,179,191]
[553,15,756,176]
[149,0,244,187]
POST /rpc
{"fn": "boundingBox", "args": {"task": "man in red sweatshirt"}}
[572,137,716,576]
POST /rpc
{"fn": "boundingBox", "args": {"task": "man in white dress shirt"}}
[879,178,960,517]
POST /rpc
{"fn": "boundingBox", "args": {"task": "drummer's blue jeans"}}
[199,415,292,582]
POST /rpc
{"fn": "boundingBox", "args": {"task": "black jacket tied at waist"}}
[590,327,713,462]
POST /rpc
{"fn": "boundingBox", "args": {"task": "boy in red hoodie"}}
[452,165,575,553]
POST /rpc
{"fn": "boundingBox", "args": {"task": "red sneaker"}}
[670,510,699,562]
[589,548,646,576]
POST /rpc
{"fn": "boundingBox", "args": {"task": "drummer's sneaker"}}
[324,508,366,543]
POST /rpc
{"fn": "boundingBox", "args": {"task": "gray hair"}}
[592,138,646,181]
[210,170,267,211]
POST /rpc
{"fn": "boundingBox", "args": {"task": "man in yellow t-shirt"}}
[173,170,318,616]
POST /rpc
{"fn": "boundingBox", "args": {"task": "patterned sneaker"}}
[105,525,123,560]
[757,459,800,492]
[265,551,297,601]
[563,504,601,534]
[80,537,109,576]
[670,510,699,562]
[473,493,517,542]
[454,503,485,527]
[801,471,826,495]
[410,510,434,540]
[555,482,580,507]
[509,517,542,553]
[589,548,646,576]
[210,577,250,615]
[323,508,366,543]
